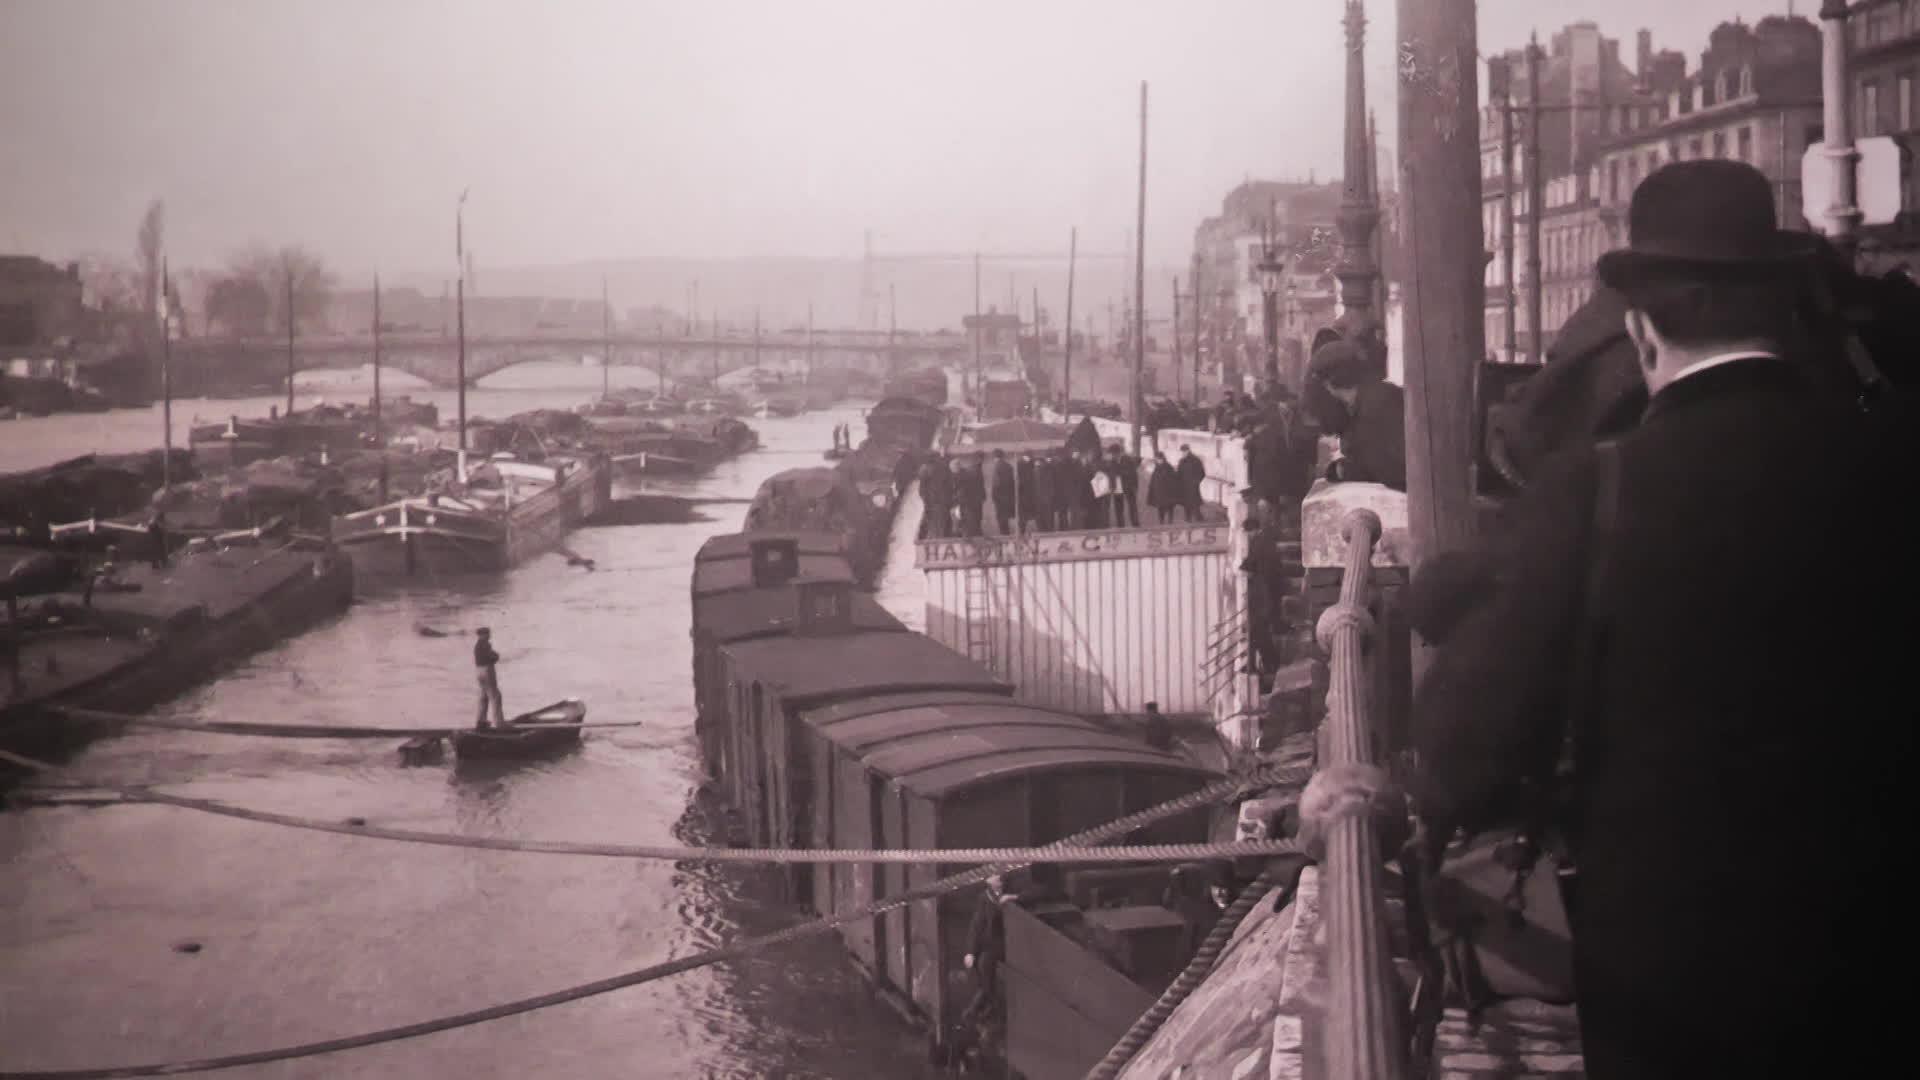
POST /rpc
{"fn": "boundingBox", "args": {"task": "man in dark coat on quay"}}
[953,453,986,538]
[1175,444,1206,522]
[989,449,1016,536]
[1306,338,1405,491]
[918,453,951,540]
[1410,161,1911,1080]
[1014,451,1039,534]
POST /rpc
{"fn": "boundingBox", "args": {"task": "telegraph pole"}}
[1527,32,1545,363]
[1132,81,1148,453]
[1063,227,1077,412]
[1493,55,1519,363]
[1191,253,1203,400]
[1171,277,1184,403]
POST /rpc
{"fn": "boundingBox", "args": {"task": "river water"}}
[0,363,941,1079]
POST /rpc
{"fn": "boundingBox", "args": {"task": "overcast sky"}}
[1,0,1797,276]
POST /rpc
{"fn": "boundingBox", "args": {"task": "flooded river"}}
[0,365,940,1078]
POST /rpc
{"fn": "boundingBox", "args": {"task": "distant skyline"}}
[2,0,1798,282]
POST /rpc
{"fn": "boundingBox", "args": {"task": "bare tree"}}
[226,246,337,336]
[205,275,273,337]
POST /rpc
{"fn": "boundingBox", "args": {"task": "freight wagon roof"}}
[692,586,904,645]
[692,555,856,597]
[803,694,1216,797]
[722,632,1006,707]
[695,530,850,563]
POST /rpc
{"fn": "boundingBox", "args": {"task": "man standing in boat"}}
[473,627,505,729]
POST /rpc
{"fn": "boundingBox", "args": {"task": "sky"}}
[1,0,1801,281]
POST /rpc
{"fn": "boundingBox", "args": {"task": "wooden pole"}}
[973,252,982,406]
[284,265,296,419]
[1171,277,1184,402]
[1191,253,1202,400]
[806,304,814,385]
[1527,33,1545,363]
[160,256,172,489]
[1132,81,1148,454]
[456,190,468,462]
[1399,0,1486,669]
[1499,67,1519,363]
[601,276,611,398]
[372,273,383,445]
[1063,227,1077,412]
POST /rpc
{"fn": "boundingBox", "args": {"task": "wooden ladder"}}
[963,565,994,668]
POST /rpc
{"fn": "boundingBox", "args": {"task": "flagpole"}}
[160,255,172,490]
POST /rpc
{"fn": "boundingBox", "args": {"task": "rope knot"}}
[1296,762,1408,861]
[1314,601,1376,651]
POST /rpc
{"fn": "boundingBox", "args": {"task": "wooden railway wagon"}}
[692,536,1220,1043]
[690,533,902,776]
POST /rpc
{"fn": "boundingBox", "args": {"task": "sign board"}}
[1802,136,1909,227]
[916,524,1228,570]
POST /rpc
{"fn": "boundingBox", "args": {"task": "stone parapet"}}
[1300,481,1411,570]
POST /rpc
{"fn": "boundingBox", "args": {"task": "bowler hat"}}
[1310,339,1370,388]
[1596,161,1820,288]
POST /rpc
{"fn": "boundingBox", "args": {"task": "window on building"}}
[1688,136,1703,159]
[1740,65,1754,97]
[1712,131,1727,158]
[1864,82,1881,137]
[1738,125,1753,162]
[1715,70,1729,104]
[1901,74,1914,131]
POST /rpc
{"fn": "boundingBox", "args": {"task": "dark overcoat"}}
[1410,356,1911,1078]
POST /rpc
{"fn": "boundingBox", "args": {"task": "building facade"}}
[1482,16,1822,359]
[1849,0,1920,268]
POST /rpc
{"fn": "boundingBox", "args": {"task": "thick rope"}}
[0,758,1304,1080]
[1083,862,1300,1080]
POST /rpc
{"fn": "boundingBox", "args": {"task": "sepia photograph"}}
[2,1,1914,1077]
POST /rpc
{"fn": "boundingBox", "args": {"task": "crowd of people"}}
[915,442,1215,539]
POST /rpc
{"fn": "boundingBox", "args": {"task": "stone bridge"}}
[168,329,970,390]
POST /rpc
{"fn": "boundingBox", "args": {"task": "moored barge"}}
[330,451,611,579]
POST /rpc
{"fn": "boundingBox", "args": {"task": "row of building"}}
[1483,4,1920,362]
[1182,4,1920,381]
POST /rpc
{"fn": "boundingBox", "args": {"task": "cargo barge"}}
[0,535,355,767]
[330,451,611,579]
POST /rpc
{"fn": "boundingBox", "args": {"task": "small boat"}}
[451,698,587,760]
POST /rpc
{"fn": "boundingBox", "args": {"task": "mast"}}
[1063,227,1077,412]
[806,303,814,385]
[887,284,897,376]
[972,252,982,406]
[284,263,296,419]
[372,273,383,445]
[601,276,611,398]
[160,256,172,489]
[754,306,763,373]
[456,189,469,466]
[1132,81,1148,454]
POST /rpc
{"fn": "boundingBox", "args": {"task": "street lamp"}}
[1257,242,1286,392]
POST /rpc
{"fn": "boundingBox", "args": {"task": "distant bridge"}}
[171,329,972,390]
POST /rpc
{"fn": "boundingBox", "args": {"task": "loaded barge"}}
[331,450,611,579]
[0,534,355,767]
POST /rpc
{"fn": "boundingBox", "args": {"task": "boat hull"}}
[331,455,611,581]
[451,699,586,759]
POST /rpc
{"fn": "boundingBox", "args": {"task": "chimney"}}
[749,537,799,588]
[793,578,854,637]
[1638,29,1653,82]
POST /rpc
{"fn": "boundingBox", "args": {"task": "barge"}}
[0,535,355,766]
[330,451,611,579]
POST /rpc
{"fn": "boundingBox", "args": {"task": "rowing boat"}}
[451,698,587,760]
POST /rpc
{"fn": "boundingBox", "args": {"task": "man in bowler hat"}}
[1410,161,1911,1078]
